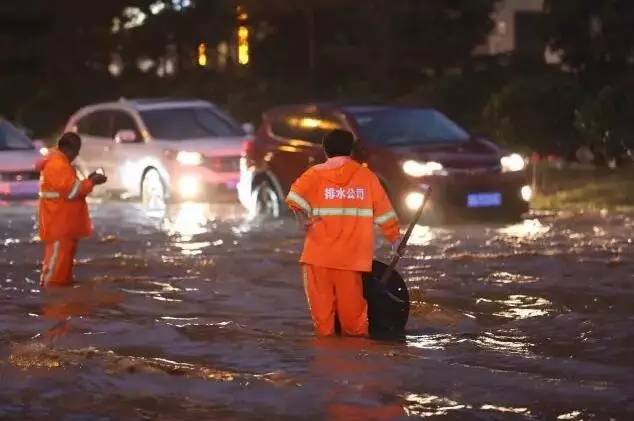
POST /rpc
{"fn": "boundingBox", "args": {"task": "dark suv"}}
[238,104,531,221]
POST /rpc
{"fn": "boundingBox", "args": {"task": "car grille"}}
[0,170,39,182]
[205,156,240,173]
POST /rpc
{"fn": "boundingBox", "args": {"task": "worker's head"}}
[322,129,355,158]
[57,132,82,162]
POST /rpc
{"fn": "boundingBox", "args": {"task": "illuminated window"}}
[198,43,208,67]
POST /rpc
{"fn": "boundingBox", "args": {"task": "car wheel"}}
[252,179,282,218]
[141,168,166,210]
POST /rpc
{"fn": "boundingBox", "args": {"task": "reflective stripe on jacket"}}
[37,149,94,241]
[285,157,400,272]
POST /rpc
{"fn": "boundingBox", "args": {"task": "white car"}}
[63,98,251,206]
[0,119,44,199]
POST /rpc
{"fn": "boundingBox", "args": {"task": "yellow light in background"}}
[198,42,207,67]
[237,26,249,65]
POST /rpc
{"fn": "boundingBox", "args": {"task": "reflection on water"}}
[497,218,550,238]
[480,404,530,414]
[161,202,214,239]
[474,331,534,355]
[477,294,554,320]
[406,333,457,350]
[400,399,537,418]
[173,241,212,256]
[482,271,538,284]
[492,294,553,320]
[408,224,436,246]
[402,393,470,417]
[557,410,584,419]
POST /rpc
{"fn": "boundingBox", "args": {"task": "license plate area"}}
[467,192,502,208]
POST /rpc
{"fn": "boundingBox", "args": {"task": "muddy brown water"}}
[0,201,633,420]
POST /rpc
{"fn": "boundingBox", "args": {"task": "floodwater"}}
[1,201,633,420]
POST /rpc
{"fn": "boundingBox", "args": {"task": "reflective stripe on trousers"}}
[43,240,61,286]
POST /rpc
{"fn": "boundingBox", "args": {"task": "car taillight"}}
[241,138,255,157]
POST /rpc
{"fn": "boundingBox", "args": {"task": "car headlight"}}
[178,175,201,198]
[176,151,203,166]
[405,192,425,210]
[402,160,447,177]
[500,153,525,172]
[520,185,533,201]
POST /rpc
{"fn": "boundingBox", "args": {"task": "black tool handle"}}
[379,186,431,286]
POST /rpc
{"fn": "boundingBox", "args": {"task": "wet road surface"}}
[1,201,633,420]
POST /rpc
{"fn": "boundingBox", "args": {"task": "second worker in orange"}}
[37,132,107,287]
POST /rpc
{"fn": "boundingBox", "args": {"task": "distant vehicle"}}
[0,119,45,199]
[238,104,531,221]
[64,98,250,207]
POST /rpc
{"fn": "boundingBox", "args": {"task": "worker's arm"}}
[371,175,400,244]
[285,169,315,218]
[46,160,94,201]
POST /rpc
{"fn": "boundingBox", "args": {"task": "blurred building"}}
[476,0,547,59]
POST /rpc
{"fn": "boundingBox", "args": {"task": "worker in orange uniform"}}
[286,129,400,336]
[37,132,107,287]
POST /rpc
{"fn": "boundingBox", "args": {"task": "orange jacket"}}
[285,157,400,272]
[37,149,94,242]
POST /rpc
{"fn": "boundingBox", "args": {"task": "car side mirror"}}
[114,129,138,144]
[242,122,255,135]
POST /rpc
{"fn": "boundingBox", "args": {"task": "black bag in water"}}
[363,259,410,338]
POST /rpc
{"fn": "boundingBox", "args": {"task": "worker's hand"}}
[88,172,108,185]
[293,210,316,232]
[303,217,321,231]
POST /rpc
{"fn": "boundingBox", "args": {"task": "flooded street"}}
[1,201,633,420]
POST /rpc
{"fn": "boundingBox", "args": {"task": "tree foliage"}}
[244,0,498,97]
[544,0,634,87]
[574,79,634,164]
[483,70,585,156]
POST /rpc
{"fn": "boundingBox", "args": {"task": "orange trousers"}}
[41,239,78,287]
[302,265,368,337]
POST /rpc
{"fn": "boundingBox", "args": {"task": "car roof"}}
[77,98,216,113]
[263,103,433,118]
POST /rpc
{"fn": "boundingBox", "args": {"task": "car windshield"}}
[0,121,34,151]
[351,108,470,145]
[140,107,244,140]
